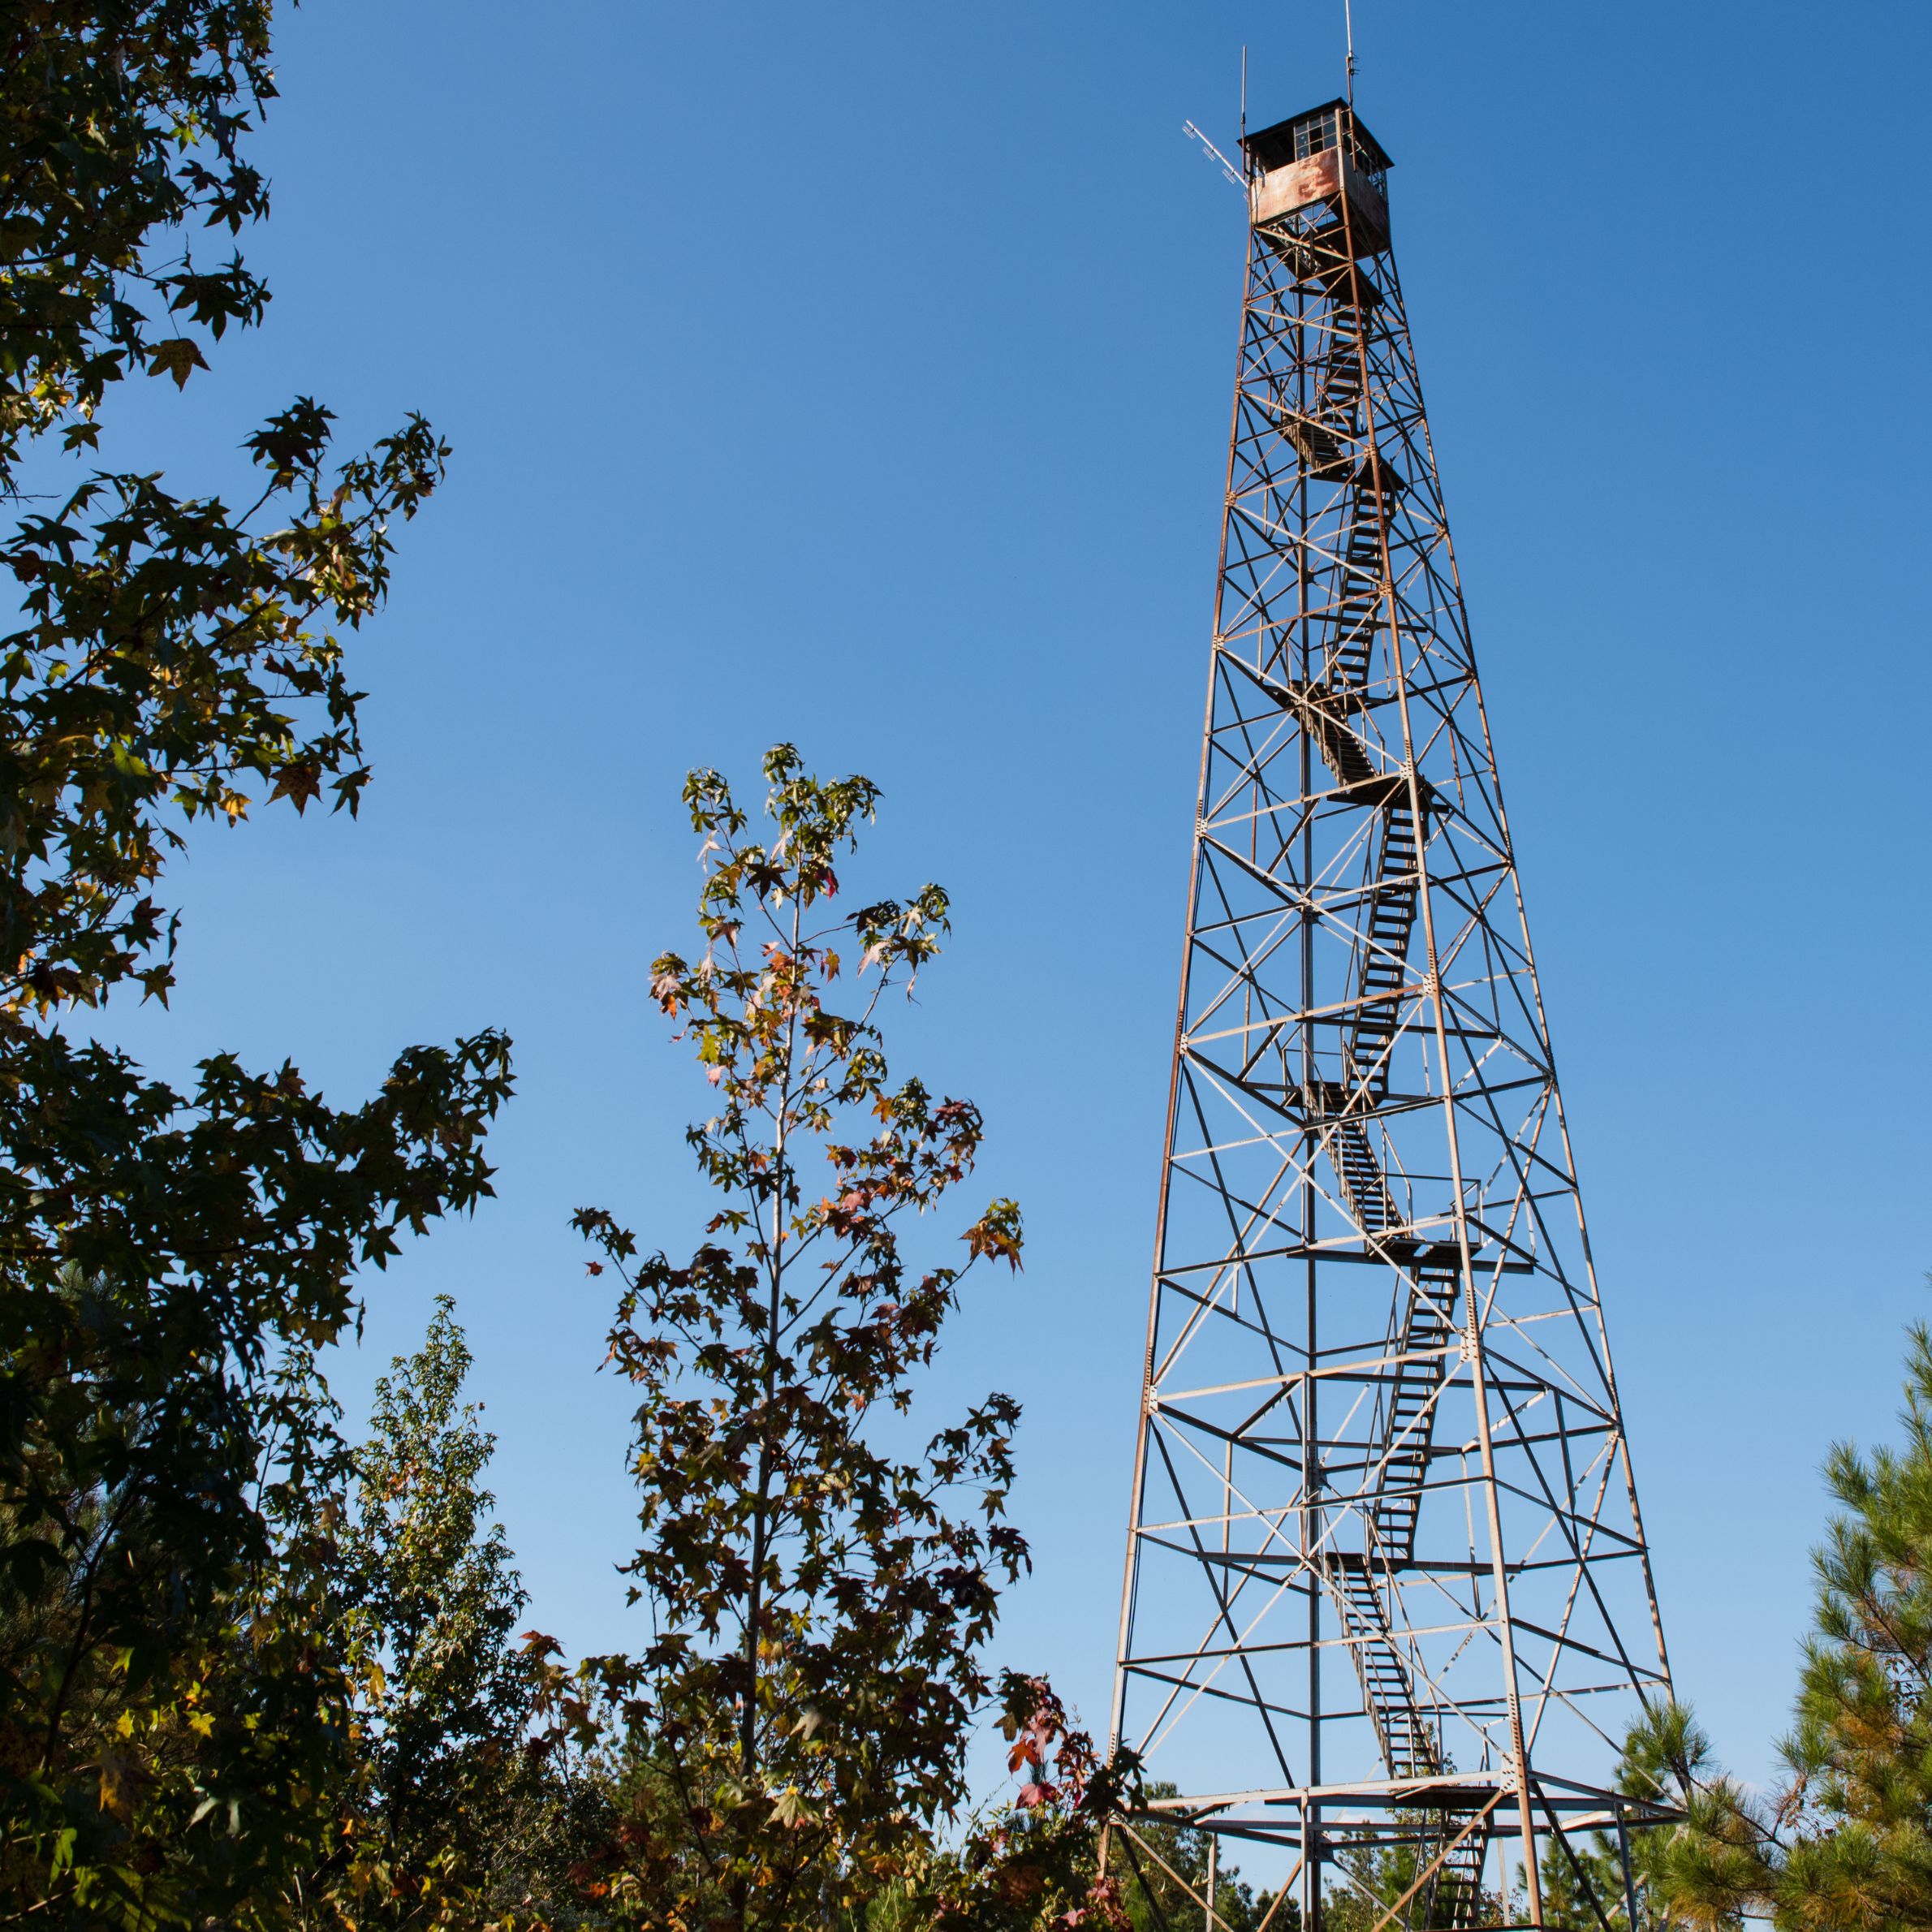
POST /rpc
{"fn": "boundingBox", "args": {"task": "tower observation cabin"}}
[1242,98,1391,252]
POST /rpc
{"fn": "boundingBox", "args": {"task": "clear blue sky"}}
[88,0,1932,1800]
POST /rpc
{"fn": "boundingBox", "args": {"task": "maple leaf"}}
[97,1749,153,1821]
[148,337,209,387]
[269,761,323,813]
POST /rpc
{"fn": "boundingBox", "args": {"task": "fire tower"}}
[1106,99,1673,1929]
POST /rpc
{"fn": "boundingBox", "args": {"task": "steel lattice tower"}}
[1106,100,1673,1930]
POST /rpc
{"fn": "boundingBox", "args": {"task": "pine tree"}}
[1313,1820,1496,1932]
[1626,1313,1932,1929]
[1102,1782,1284,1932]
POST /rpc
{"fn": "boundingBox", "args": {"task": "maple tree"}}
[914,1672,1132,1932]
[546,746,1051,1930]
[0,6,511,1924]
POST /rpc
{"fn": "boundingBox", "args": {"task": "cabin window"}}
[1292,113,1338,162]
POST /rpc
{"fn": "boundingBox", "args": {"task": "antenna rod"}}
[1183,119,1244,191]
[1344,0,1357,101]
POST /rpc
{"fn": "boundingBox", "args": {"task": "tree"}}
[0,0,276,497]
[1625,1313,1932,1930]
[1100,1782,1283,1932]
[1315,1822,1492,1932]
[915,1671,1129,1932]
[554,746,1034,1931]
[304,1296,597,1929]
[0,6,511,1925]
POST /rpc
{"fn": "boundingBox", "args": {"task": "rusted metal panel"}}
[1249,148,1343,226]
[1249,148,1391,252]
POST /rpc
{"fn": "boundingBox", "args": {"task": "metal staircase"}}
[1311,1098,1402,1234]
[1349,793,1422,1103]
[1371,1266,1460,1568]
[1273,218,1491,1930]
[1330,1550,1438,1779]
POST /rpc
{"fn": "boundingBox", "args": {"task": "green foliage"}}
[0,2,449,1020]
[1100,1782,1283,1932]
[549,747,1035,1930]
[0,4,511,1925]
[0,0,276,483]
[343,1296,532,1844]
[287,1298,603,1929]
[0,1011,509,1931]
[2,400,446,1014]
[1531,1799,1652,1932]
[1317,1822,1491,1932]
[1626,1313,1932,1930]
[895,1706,1282,1932]
[1610,1704,1755,1931]
[908,1673,1130,1932]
